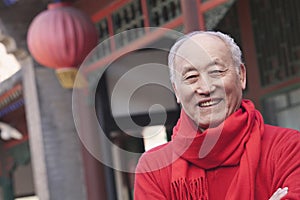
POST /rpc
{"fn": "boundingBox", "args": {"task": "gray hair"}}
[168,31,243,83]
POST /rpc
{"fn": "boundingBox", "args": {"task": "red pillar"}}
[81,144,108,200]
[237,0,262,110]
[75,88,108,200]
[180,0,205,32]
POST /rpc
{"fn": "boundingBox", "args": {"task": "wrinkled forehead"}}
[173,34,229,67]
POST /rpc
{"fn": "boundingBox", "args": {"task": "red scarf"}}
[170,99,264,200]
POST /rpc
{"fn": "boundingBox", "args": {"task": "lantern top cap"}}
[48,2,72,9]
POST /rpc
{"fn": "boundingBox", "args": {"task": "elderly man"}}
[134,31,300,200]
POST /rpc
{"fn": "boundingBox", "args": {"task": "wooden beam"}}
[200,0,228,12]
[237,0,261,109]
[141,0,150,28]
[91,0,132,22]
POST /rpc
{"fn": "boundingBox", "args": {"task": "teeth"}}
[200,100,219,107]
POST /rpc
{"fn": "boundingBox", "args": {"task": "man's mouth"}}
[198,99,222,107]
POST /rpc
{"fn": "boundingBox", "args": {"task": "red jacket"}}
[135,123,300,199]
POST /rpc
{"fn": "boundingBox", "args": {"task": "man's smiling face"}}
[172,34,246,131]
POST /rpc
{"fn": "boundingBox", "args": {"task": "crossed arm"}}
[269,188,288,200]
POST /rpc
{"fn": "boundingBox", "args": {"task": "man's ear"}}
[172,82,180,104]
[239,64,247,90]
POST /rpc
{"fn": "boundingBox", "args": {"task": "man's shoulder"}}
[136,142,173,173]
[264,124,299,138]
[146,142,170,153]
[262,124,300,152]
[257,125,300,199]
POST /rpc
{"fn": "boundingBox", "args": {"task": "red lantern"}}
[27,2,98,88]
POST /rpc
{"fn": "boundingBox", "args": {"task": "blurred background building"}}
[0,0,299,199]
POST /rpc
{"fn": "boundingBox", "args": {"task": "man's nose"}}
[195,76,213,96]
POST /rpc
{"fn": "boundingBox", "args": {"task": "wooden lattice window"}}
[147,0,181,27]
[95,18,111,58]
[250,0,300,86]
[112,0,144,49]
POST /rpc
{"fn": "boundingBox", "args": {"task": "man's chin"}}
[198,118,225,131]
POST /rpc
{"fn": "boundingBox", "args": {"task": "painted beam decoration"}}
[0,35,21,83]
[0,122,22,140]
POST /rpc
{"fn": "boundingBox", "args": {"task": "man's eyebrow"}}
[180,60,226,76]
[206,60,227,68]
[181,66,197,76]
[180,61,215,76]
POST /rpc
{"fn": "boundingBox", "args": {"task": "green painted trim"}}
[260,83,300,101]
[0,142,31,200]
[7,142,30,169]
[0,177,14,200]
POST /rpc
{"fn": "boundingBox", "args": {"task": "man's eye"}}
[209,70,225,76]
[186,75,198,79]
[211,70,223,73]
[183,74,198,83]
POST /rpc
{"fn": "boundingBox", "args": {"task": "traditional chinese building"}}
[72,0,300,199]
